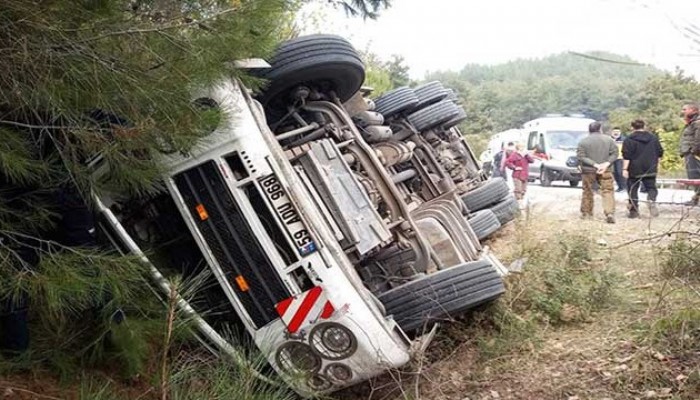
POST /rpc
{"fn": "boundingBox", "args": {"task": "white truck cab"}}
[90,35,507,397]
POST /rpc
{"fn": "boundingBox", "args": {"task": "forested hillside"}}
[418,52,700,170]
[427,52,660,134]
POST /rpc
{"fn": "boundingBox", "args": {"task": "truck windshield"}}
[546,130,587,150]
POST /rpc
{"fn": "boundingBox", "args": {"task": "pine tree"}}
[0,0,392,388]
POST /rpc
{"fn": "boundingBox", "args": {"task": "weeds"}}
[166,354,295,400]
[649,308,700,355]
[660,239,700,282]
[507,231,620,325]
[472,304,541,360]
[431,226,621,364]
[615,308,700,398]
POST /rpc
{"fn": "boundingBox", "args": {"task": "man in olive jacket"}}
[680,102,700,206]
[577,121,619,223]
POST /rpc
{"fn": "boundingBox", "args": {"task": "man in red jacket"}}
[506,142,534,200]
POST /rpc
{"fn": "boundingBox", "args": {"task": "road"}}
[520,180,697,221]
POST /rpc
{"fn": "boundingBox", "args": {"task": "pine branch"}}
[71,7,241,46]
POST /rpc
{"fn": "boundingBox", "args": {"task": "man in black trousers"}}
[622,119,664,218]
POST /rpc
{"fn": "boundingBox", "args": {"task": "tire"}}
[413,81,449,108]
[540,168,552,187]
[373,86,419,118]
[569,180,580,187]
[443,88,458,102]
[406,100,460,132]
[378,260,505,333]
[442,107,467,129]
[461,177,510,212]
[468,209,501,240]
[489,195,520,225]
[256,34,365,114]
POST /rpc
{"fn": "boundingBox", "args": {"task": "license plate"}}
[259,174,316,256]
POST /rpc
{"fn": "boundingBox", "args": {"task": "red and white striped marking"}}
[275,286,335,334]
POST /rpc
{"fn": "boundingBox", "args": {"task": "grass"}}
[0,261,293,400]
[411,212,699,400]
[660,239,700,282]
[424,221,622,368]
[502,228,621,326]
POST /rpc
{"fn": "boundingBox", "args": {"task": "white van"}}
[522,115,595,186]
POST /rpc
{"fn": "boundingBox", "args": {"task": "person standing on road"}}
[492,143,506,179]
[576,121,619,223]
[622,119,663,218]
[680,102,700,206]
[500,142,515,188]
[611,127,627,192]
[505,142,534,200]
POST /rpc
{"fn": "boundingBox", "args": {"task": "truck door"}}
[527,131,542,180]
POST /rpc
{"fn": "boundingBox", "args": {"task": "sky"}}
[298,0,700,79]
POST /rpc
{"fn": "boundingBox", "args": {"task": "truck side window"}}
[539,134,546,152]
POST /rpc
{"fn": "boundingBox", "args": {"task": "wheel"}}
[569,180,580,187]
[443,88,459,102]
[378,259,505,333]
[540,168,552,187]
[256,34,365,115]
[441,107,467,129]
[461,178,510,212]
[467,209,501,240]
[413,81,449,108]
[373,86,419,118]
[406,100,460,132]
[489,195,520,225]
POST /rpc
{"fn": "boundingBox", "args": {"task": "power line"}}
[567,51,650,66]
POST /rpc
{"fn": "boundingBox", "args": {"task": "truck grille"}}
[174,161,289,328]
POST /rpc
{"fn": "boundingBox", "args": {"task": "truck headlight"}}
[307,374,333,391]
[324,363,353,383]
[310,322,357,360]
[275,342,321,374]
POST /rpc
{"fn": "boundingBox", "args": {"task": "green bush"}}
[508,232,619,325]
[650,308,700,355]
[661,239,700,282]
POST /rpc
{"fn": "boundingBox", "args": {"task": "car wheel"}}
[378,259,505,333]
[373,86,420,118]
[489,195,520,225]
[540,168,552,187]
[467,209,501,240]
[256,34,365,116]
[413,81,449,109]
[461,177,510,212]
[569,180,580,187]
[406,100,461,132]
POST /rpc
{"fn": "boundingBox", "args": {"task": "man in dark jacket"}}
[680,102,700,206]
[622,119,664,218]
[577,121,619,223]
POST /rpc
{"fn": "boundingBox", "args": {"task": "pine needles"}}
[0,0,292,195]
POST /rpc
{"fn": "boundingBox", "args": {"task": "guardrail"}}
[656,179,700,189]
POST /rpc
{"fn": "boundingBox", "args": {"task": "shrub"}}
[507,232,619,325]
[661,239,700,282]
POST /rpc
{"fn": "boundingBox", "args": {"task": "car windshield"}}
[546,130,587,150]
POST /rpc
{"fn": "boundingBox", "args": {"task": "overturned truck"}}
[93,34,509,396]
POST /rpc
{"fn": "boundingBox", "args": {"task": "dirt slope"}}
[340,183,700,400]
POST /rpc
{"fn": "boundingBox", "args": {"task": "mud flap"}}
[481,246,509,277]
